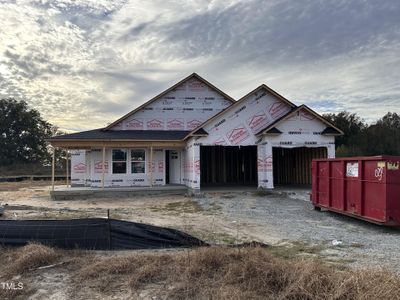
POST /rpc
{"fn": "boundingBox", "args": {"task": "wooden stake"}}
[102,146,106,189]
[51,147,55,191]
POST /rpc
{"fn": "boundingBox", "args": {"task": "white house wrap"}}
[53,73,342,193]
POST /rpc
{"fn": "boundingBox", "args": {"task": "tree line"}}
[323,111,400,157]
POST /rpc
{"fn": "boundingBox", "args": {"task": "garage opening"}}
[272,147,327,185]
[200,146,257,187]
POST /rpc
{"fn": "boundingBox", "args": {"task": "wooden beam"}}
[102,146,106,189]
[150,145,153,187]
[66,150,69,187]
[51,147,55,191]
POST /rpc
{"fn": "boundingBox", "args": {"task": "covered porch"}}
[48,130,189,198]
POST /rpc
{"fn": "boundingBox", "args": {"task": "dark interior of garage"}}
[272,147,327,185]
[200,146,257,187]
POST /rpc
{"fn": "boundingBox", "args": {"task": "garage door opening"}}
[273,147,327,186]
[200,146,257,187]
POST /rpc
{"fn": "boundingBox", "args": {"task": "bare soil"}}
[1,182,400,299]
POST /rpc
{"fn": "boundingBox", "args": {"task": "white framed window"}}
[112,149,127,174]
[131,149,146,174]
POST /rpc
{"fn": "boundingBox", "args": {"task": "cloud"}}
[0,0,399,131]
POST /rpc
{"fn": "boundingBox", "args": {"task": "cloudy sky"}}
[1,0,399,132]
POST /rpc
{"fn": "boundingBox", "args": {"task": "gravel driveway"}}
[197,188,400,272]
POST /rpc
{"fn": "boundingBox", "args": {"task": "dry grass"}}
[0,243,60,300]
[3,243,59,276]
[0,180,65,191]
[1,243,400,299]
[74,247,400,300]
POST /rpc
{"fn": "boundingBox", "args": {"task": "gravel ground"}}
[197,188,400,272]
[2,182,400,273]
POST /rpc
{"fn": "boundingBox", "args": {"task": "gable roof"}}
[184,84,297,139]
[256,105,344,136]
[104,73,236,131]
[263,127,282,135]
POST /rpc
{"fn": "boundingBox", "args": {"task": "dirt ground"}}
[1,181,400,299]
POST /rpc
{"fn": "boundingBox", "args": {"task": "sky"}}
[0,0,399,132]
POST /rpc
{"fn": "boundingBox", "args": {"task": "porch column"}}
[66,150,69,187]
[327,144,335,159]
[51,147,55,191]
[150,145,153,187]
[192,143,200,191]
[265,143,274,189]
[102,146,105,189]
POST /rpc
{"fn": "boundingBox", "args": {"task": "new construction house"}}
[49,73,342,194]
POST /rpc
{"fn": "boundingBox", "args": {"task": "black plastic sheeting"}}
[0,218,206,250]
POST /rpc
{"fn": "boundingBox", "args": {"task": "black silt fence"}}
[0,218,206,250]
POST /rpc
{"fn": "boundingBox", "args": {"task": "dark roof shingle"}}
[49,129,191,141]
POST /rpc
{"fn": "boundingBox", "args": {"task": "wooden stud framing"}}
[51,147,55,191]
[150,145,153,187]
[102,146,106,189]
[66,150,69,187]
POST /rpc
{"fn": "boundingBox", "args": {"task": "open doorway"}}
[200,146,257,187]
[272,147,327,185]
[165,150,181,185]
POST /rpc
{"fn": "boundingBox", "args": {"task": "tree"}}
[363,112,400,155]
[0,98,53,166]
[323,111,366,156]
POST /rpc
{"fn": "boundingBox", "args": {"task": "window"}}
[131,149,145,173]
[112,149,127,174]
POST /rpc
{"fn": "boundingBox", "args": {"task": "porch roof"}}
[49,129,191,141]
[48,129,190,149]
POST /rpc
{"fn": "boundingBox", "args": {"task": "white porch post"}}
[150,145,153,187]
[265,144,274,189]
[102,146,106,189]
[66,150,69,187]
[51,147,55,191]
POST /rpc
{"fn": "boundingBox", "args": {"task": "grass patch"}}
[73,246,400,299]
[191,230,238,244]
[5,243,59,276]
[253,189,274,197]
[0,243,60,300]
[267,241,327,259]
[350,242,365,249]
[1,243,400,299]
[150,200,203,214]
[220,194,236,199]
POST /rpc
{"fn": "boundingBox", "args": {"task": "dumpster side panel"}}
[387,159,400,224]
[331,161,344,210]
[344,161,360,215]
[362,160,387,222]
[317,161,329,206]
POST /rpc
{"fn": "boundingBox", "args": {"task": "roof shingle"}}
[49,129,191,141]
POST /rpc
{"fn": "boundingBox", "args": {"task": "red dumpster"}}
[311,156,400,226]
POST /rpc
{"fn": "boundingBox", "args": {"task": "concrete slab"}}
[51,185,188,200]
